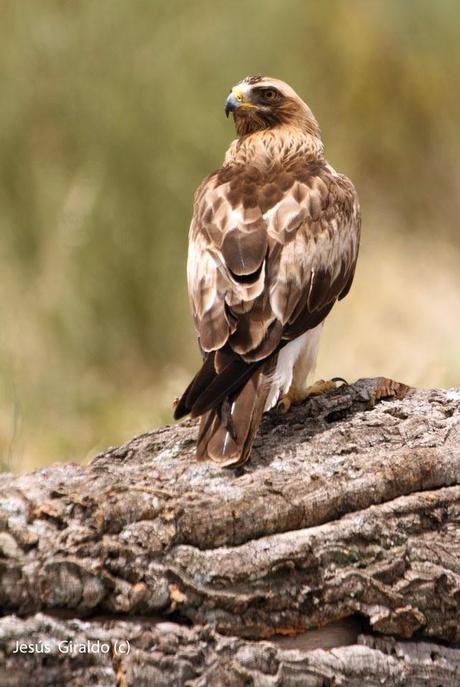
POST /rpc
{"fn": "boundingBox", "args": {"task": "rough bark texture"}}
[1,614,460,687]
[0,377,459,685]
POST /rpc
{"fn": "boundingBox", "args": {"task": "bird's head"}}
[225,75,320,138]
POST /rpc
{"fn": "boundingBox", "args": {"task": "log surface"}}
[1,614,460,687]
[0,377,459,685]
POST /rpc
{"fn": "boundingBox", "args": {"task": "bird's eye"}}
[263,89,278,101]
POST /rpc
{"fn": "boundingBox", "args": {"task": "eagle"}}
[174,75,360,467]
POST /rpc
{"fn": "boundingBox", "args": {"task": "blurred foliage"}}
[0,0,459,472]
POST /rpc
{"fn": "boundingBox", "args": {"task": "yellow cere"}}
[231,87,244,101]
[232,86,256,108]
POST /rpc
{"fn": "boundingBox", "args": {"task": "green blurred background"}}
[1,0,459,473]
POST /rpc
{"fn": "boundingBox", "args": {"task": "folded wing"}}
[187,162,360,365]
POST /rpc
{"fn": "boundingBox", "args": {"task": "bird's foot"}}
[277,377,347,414]
[303,377,348,398]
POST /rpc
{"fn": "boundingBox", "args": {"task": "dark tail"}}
[174,350,275,466]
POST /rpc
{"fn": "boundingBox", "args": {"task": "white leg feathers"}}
[264,322,324,411]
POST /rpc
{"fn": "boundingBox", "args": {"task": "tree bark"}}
[0,377,459,685]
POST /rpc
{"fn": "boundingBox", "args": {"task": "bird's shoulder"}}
[192,153,358,239]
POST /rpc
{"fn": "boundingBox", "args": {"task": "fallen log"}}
[0,377,459,685]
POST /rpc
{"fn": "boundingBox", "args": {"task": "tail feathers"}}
[174,348,276,466]
[174,350,262,421]
[173,352,216,420]
[196,361,273,467]
[190,356,262,418]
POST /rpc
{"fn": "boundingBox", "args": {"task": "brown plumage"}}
[174,76,361,467]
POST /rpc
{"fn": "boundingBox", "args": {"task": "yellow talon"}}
[304,377,348,398]
[278,377,347,412]
[277,395,293,414]
[304,379,336,397]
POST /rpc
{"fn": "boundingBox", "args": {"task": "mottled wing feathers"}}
[187,160,360,362]
[222,218,267,277]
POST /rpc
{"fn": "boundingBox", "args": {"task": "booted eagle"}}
[174,76,360,466]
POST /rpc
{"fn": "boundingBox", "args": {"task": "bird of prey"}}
[174,75,360,467]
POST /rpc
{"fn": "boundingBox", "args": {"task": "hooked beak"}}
[225,92,240,117]
[224,86,256,117]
